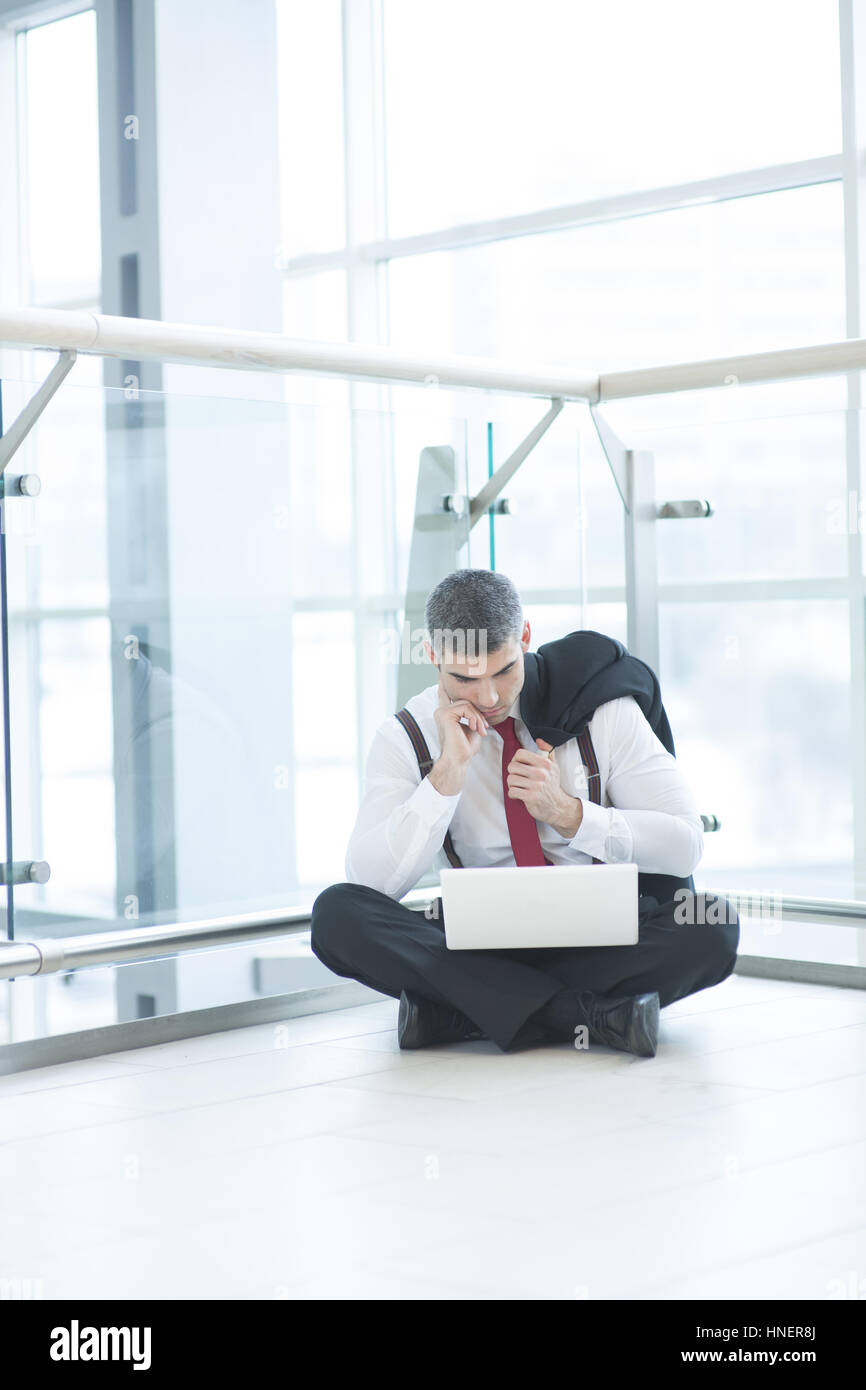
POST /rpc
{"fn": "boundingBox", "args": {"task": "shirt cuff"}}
[568,797,612,859]
[411,772,462,822]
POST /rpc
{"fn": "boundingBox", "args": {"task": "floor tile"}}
[34,1040,432,1115]
[0,1056,159,1096]
[3,982,863,1299]
[100,1002,401,1070]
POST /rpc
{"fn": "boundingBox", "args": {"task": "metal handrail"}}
[1,887,862,981]
[0,307,596,401]
[599,337,866,399]
[719,891,866,922]
[0,888,438,979]
[0,907,312,979]
[3,305,866,399]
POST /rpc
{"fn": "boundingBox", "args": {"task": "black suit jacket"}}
[518,630,696,902]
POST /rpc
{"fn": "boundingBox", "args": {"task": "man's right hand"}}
[428,684,489,795]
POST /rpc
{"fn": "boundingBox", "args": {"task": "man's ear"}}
[423,639,438,668]
[520,619,531,652]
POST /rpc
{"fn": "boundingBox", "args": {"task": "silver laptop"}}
[440,863,639,949]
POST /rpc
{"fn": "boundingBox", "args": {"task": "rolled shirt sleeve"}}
[345,724,461,900]
[566,696,704,879]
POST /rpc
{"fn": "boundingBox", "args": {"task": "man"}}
[310,569,739,1057]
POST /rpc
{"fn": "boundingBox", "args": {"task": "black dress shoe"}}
[397,989,485,1049]
[576,989,660,1058]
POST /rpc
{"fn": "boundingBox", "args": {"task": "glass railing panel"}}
[0,470,10,949]
[2,352,863,1050]
[0,375,479,948]
[659,598,853,897]
[597,394,866,969]
[653,410,848,586]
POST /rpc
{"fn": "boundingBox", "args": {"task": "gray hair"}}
[425,569,523,662]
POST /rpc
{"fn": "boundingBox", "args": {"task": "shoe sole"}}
[628,992,660,1057]
[397,990,419,1049]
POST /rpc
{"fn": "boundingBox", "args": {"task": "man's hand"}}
[428,684,489,795]
[506,737,584,839]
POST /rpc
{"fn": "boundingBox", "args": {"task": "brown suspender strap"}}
[576,727,602,802]
[394,708,434,774]
[395,707,605,869]
[394,708,464,868]
[575,726,603,866]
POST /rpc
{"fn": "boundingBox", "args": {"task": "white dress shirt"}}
[345,683,704,901]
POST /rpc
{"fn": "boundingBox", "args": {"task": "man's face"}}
[426,621,531,726]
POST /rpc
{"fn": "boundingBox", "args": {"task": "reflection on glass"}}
[484,416,584,595]
[1,382,480,938]
[660,601,854,900]
[113,640,291,919]
[650,410,849,584]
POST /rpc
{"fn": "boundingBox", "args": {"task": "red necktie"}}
[493,717,551,866]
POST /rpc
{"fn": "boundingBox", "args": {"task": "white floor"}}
[1,973,865,1301]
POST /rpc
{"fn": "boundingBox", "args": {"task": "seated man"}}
[310,569,739,1058]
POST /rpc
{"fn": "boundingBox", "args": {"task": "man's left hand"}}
[506,738,584,839]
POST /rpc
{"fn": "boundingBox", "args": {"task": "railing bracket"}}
[0,350,77,475]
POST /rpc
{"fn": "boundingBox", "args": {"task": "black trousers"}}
[309,881,740,1053]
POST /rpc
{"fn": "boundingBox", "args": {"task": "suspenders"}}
[394,707,603,867]
[394,709,464,867]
